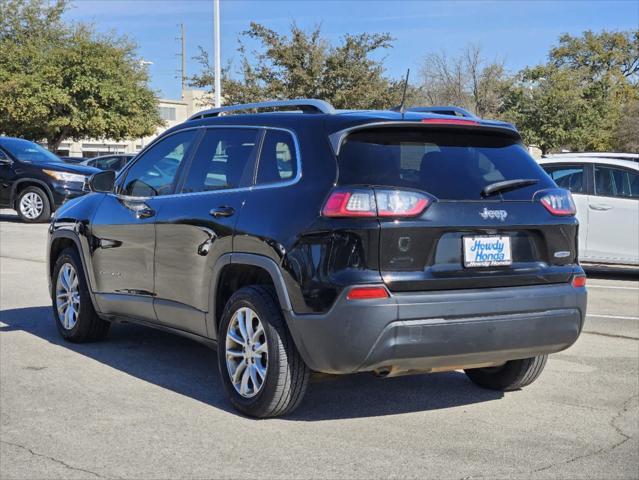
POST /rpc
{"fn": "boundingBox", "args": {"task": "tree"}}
[502,30,639,153]
[613,100,639,152]
[0,0,163,150]
[419,44,510,118]
[191,22,402,109]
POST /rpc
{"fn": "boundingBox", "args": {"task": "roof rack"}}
[406,106,477,118]
[187,99,336,121]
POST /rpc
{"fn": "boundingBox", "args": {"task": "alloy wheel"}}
[19,192,43,219]
[56,264,80,330]
[225,307,268,398]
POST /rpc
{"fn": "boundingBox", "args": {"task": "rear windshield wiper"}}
[481,178,539,197]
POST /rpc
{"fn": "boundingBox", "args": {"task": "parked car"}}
[47,100,587,417]
[0,137,99,222]
[539,154,638,266]
[81,154,136,172]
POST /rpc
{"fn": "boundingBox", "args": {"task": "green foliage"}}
[191,22,401,109]
[0,0,163,150]
[501,30,639,153]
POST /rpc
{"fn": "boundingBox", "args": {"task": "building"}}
[56,89,209,158]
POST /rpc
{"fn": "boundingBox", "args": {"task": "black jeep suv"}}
[0,137,99,222]
[47,100,587,417]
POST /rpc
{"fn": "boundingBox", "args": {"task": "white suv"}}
[539,153,639,266]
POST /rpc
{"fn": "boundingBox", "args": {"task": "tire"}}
[218,285,310,418]
[51,247,110,342]
[465,355,548,391]
[16,186,51,223]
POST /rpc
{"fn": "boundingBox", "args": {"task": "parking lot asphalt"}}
[1,209,638,480]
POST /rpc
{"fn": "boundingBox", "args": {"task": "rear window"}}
[337,128,553,200]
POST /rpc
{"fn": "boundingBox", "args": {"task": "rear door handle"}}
[209,206,235,218]
[589,203,612,211]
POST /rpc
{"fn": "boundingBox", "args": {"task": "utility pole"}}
[176,23,187,98]
[213,0,221,107]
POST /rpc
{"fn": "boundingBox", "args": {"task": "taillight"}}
[346,286,389,300]
[571,275,586,288]
[322,188,431,218]
[535,188,576,216]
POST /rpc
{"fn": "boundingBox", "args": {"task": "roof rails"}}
[187,99,336,121]
[406,106,477,118]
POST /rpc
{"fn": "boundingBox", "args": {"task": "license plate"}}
[463,235,512,267]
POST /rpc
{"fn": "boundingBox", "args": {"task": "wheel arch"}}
[12,178,55,209]
[48,229,101,314]
[207,253,293,340]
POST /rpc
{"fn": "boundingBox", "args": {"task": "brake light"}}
[571,275,586,288]
[346,286,389,300]
[421,118,479,126]
[322,188,431,218]
[535,188,576,216]
[321,190,376,217]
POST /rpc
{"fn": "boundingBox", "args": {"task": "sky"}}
[65,0,639,100]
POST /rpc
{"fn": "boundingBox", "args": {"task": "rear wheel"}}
[51,248,110,342]
[16,186,50,223]
[218,286,310,418]
[464,355,548,391]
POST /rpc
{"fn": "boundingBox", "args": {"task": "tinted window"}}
[122,130,196,197]
[338,128,553,200]
[595,166,639,198]
[543,165,585,193]
[93,156,122,170]
[182,128,259,193]
[256,130,297,184]
[0,138,62,163]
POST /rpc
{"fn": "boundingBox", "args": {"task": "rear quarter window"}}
[337,128,554,200]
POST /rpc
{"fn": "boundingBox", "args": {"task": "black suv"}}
[0,137,99,222]
[47,100,587,418]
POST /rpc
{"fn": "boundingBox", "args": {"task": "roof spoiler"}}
[405,106,477,118]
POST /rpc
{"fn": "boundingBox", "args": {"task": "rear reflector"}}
[323,188,431,218]
[421,118,479,126]
[571,275,586,288]
[535,188,576,216]
[346,286,390,300]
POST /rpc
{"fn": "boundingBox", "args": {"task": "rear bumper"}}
[285,283,586,374]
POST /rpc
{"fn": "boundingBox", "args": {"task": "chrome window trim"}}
[114,124,302,200]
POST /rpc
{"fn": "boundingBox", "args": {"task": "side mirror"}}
[87,170,116,193]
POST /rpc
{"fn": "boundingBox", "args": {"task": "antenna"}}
[399,68,410,116]
[390,69,411,115]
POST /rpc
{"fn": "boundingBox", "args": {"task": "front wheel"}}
[51,248,110,342]
[16,186,51,223]
[218,286,310,418]
[465,355,548,391]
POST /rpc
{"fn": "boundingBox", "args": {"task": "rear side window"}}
[543,165,586,193]
[595,166,639,198]
[256,129,297,184]
[182,128,260,193]
[337,128,554,200]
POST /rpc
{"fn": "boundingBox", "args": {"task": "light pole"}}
[213,0,221,107]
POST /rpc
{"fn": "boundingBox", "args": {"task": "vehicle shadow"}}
[0,212,21,223]
[0,306,503,420]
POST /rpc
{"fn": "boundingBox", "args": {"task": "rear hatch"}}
[334,124,579,292]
